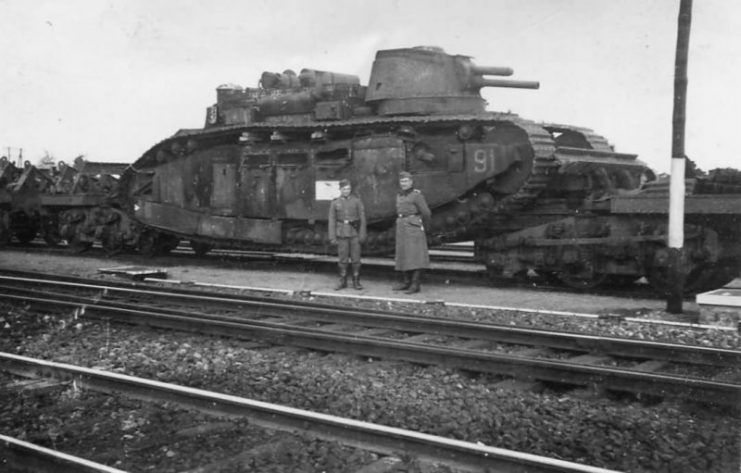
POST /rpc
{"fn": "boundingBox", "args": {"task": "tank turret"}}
[365,46,539,115]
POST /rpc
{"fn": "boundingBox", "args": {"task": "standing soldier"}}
[328,179,367,290]
[393,171,431,294]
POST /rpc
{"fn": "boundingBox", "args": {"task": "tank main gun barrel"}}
[469,65,513,77]
[472,77,540,89]
[466,61,538,89]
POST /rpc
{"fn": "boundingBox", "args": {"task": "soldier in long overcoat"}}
[328,179,367,290]
[393,171,431,294]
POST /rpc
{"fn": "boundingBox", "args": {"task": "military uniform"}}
[394,187,431,293]
[328,194,366,289]
[395,188,431,270]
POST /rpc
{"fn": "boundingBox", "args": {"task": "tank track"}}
[490,120,557,215]
[541,123,615,152]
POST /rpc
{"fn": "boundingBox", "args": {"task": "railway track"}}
[0,353,619,473]
[2,270,739,408]
[0,435,127,473]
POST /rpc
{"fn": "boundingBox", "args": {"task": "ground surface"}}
[1,248,739,472]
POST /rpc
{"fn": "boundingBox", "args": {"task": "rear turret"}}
[207,68,366,127]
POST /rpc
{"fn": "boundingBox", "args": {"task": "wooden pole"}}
[666,0,692,313]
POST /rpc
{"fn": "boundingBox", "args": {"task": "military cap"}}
[399,171,412,180]
[339,179,351,188]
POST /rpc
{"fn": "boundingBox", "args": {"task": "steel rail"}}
[173,244,477,263]
[1,274,739,368]
[0,352,620,473]
[2,290,739,408]
[0,435,129,473]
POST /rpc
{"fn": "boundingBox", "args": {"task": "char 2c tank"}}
[118,46,741,294]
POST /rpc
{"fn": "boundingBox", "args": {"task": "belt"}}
[397,213,418,218]
[337,219,358,224]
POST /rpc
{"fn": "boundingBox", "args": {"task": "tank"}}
[121,46,643,254]
[6,46,739,295]
[0,156,132,252]
[113,46,741,293]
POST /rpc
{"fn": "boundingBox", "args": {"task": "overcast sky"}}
[1,0,738,174]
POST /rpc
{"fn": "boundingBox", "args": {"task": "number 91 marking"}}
[473,148,497,173]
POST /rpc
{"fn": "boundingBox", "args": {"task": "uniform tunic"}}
[394,188,431,271]
[328,194,366,264]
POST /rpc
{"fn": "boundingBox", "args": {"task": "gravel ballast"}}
[2,304,738,473]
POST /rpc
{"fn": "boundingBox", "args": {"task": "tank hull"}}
[122,112,650,249]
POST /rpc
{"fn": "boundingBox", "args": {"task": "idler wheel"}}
[365,234,377,248]
[467,201,481,218]
[285,228,301,243]
[431,215,447,232]
[14,226,38,245]
[455,208,470,224]
[385,229,395,245]
[102,229,124,256]
[139,231,178,257]
[11,211,39,245]
[537,271,563,285]
[557,262,608,290]
[138,232,158,257]
[66,234,92,253]
[476,192,494,209]
[302,231,315,245]
[0,220,10,248]
[457,125,476,141]
[376,231,387,245]
[155,150,170,163]
[648,261,737,296]
[160,234,181,253]
[186,139,199,153]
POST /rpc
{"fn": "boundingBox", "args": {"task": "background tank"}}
[0,156,133,252]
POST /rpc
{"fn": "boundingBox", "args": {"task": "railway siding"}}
[1,298,738,472]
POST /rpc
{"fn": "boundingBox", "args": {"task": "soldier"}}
[328,179,367,290]
[393,171,431,294]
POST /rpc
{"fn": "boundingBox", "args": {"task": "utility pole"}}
[666,0,692,313]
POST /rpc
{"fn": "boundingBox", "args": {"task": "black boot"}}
[404,270,421,294]
[392,271,411,291]
[351,263,363,290]
[334,264,348,290]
